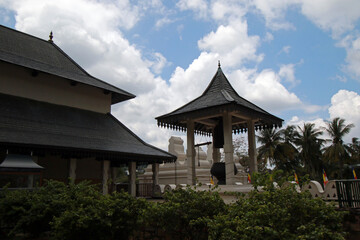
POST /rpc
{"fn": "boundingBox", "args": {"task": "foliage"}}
[51,190,148,240]
[323,117,355,178]
[257,128,283,166]
[0,181,147,240]
[0,180,99,238]
[207,186,347,240]
[347,137,360,163]
[293,123,324,181]
[144,186,226,240]
[0,180,349,240]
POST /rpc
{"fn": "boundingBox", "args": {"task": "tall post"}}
[247,120,258,173]
[111,167,117,193]
[187,120,196,185]
[129,161,137,197]
[152,163,159,194]
[69,158,77,184]
[223,112,235,185]
[211,135,221,163]
[102,160,110,195]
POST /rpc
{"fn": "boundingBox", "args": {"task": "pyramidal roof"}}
[0,25,135,104]
[156,64,283,134]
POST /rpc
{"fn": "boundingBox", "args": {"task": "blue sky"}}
[0,0,359,149]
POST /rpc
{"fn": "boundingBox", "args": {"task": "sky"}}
[0,0,359,151]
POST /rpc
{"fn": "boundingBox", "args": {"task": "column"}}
[187,120,196,185]
[212,146,221,163]
[28,156,38,188]
[247,120,258,173]
[152,163,159,194]
[69,158,77,184]
[111,167,117,193]
[102,160,110,195]
[129,161,137,197]
[223,112,235,185]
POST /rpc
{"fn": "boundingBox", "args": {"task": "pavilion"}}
[156,62,283,185]
[0,25,176,195]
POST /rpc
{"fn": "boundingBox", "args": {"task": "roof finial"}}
[48,31,53,43]
[218,60,221,68]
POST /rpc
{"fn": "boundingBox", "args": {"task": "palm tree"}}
[257,128,283,167]
[273,125,300,173]
[323,117,354,177]
[347,137,360,164]
[294,123,324,181]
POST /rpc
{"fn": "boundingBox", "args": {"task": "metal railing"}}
[335,180,360,208]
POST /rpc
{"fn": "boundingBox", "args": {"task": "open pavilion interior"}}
[156,62,283,185]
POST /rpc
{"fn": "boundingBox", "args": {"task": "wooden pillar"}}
[69,158,77,184]
[223,112,235,185]
[187,120,196,185]
[152,162,159,194]
[111,167,117,193]
[247,120,258,173]
[102,160,110,195]
[129,161,136,197]
[28,156,38,188]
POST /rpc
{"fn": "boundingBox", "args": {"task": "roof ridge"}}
[50,43,133,95]
[0,25,53,45]
[107,113,176,159]
[0,25,135,104]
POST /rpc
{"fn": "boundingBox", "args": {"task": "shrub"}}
[207,186,346,240]
[51,190,149,240]
[145,186,226,240]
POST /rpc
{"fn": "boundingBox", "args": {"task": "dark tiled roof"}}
[156,66,283,134]
[0,94,175,163]
[0,25,135,104]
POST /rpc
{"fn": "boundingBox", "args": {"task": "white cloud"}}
[150,52,170,75]
[209,0,247,22]
[279,45,291,55]
[338,34,360,80]
[251,0,298,30]
[177,0,208,19]
[263,32,274,42]
[198,20,263,67]
[299,0,360,81]
[328,90,360,141]
[279,63,296,84]
[1,0,345,151]
[300,0,360,37]
[155,17,173,29]
[229,68,301,113]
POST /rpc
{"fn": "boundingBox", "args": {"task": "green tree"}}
[323,117,354,178]
[256,126,300,175]
[347,137,360,164]
[294,123,324,181]
[273,125,301,174]
[257,128,283,167]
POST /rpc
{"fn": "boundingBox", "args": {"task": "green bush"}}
[0,180,348,240]
[145,186,226,240]
[207,186,346,240]
[0,180,100,238]
[51,190,149,240]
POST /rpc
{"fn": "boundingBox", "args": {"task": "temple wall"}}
[139,136,247,185]
[0,61,111,113]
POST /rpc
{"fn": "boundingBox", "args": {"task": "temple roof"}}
[0,94,176,163]
[0,25,135,104]
[156,65,283,134]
